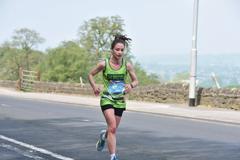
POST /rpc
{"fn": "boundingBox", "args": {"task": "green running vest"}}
[100,58,127,108]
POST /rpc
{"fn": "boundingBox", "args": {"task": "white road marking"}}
[0,135,74,160]
[1,104,10,107]
[0,143,43,160]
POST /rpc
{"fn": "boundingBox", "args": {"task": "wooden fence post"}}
[80,76,85,87]
[17,67,23,90]
[37,70,40,81]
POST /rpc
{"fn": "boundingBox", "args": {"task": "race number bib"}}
[108,80,125,94]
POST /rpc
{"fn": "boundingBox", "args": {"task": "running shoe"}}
[96,129,106,151]
[111,155,119,160]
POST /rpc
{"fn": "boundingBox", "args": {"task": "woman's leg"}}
[103,108,118,154]
[115,115,122,129]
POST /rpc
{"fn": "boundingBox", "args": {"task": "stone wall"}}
[0,80,239,110]
[0,80,17,89]
[33,81,93,95]
[199,88,240,110]
[129,83,240,110]
[128,83,188,104]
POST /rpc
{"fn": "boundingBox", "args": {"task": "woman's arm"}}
[125,62,138,93]
[88,60,105,96]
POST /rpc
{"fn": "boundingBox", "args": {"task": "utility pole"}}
[189,0,199,106]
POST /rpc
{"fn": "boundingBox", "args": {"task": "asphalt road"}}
[0,95,240,160]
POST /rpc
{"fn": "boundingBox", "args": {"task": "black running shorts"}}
[101,104,125,117]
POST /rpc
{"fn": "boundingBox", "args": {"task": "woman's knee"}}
[108,125,117,134]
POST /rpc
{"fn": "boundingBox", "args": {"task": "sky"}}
[0,0,240,62]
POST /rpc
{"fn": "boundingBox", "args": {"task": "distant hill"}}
[135,53,240,88]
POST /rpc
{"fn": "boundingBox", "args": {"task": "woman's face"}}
[112,43,125,60]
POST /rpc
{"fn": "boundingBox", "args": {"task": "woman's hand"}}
[93,86,101,96]
[124,84,133,94]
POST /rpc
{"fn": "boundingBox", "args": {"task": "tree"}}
[133,62,161,85]
[12,28,45,70]
[0,42,45,80]
[40,41,94,82]
[0,43,24,80]
[77,16,126,59]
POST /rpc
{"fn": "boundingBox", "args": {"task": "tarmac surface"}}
[0,87,240,125]
[1,87,240,160]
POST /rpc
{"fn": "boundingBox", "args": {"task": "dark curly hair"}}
[111,34,132,50]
